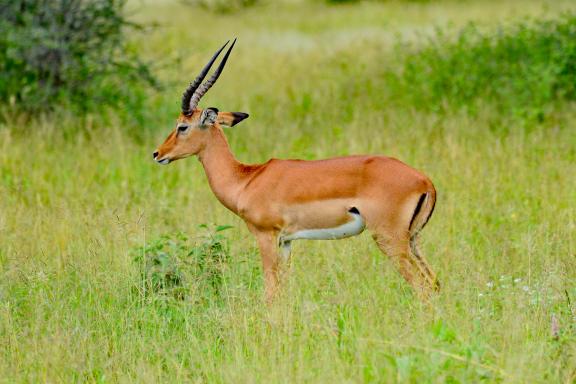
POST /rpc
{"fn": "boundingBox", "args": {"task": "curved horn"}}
[181,40,229,116]
[188,38,237,111]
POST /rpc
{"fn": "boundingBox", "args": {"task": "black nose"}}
[153,151,158,159]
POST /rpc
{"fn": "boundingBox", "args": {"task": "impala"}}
[153,39,439,301]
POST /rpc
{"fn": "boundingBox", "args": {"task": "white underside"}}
[278,210,365,261]
[280,211,365,242]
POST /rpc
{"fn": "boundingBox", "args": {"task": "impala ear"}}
[217,111,249,127]
[200,107,219,127]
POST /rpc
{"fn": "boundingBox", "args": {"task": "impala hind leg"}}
[372,230,439,298]
[410,233,440,292]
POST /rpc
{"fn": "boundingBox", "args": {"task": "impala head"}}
[153,39,249,164]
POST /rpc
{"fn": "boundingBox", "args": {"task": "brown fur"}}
[155,109,439,302]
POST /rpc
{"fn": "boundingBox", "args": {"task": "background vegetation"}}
[386,14,576,118]
[0,0,156,117]
[0,0,575,382]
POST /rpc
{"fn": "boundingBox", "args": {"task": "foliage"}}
[386,13,576,116]
[322,0,360,3]
[132,225,233,304]
[323,0,429,3]
[182,0,260,13]
[0,0,157,115]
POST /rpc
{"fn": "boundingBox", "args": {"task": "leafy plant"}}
[384,13,576,117]
[182,0,259,13]
[0,0,157,116]
[322,0,430,3]
[132,225,233,304]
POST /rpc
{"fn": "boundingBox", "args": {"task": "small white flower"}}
[522,286,530,292]
[478,293,484,297]
[486,281,494,288]
[514,278,522,283]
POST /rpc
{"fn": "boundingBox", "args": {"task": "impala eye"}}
[177,125,188,133]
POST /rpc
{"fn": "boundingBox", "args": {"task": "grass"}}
[1,0,576,382]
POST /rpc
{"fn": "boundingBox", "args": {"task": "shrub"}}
[132,225,233,304]
[321,0,430,3]
[0,0,157,115]
[385,13,576,116]
[182,0,259,13]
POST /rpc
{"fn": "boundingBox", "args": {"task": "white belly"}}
[280,208,366,243]
[279,207,365,243]
[278,207,366,260]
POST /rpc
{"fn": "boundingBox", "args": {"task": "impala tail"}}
[409,187,437,236]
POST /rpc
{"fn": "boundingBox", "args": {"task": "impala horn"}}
[181,40,230,116]
[187,38,237,113]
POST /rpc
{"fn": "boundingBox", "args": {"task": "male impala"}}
[153,40,439,301]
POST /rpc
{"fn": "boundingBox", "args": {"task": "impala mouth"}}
[156,158,170,165]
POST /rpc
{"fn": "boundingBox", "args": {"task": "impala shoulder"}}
[239,159,280,196]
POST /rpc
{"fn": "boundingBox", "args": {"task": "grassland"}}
[1,0,575,382]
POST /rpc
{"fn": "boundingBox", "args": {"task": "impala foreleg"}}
[253,230,281,303]
[279,240,292,263]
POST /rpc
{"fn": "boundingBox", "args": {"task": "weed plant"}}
[132,225,233,304]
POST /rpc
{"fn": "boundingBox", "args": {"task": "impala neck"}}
[197,126,246,214]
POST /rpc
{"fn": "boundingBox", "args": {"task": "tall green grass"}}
[0,0,575,382]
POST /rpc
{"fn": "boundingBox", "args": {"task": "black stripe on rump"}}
[420,191,436,230]
[409,193,427,231]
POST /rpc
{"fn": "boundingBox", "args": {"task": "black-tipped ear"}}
[200,107,219,127]
[231,112,249,126]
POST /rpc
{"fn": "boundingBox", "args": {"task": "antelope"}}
[153,39,440,302]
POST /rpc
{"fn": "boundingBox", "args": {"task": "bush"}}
[0,0,157,115]
[132,225,233,304]
[182,0,259,13]
[385,13,576,116]
[323,0,429,3]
